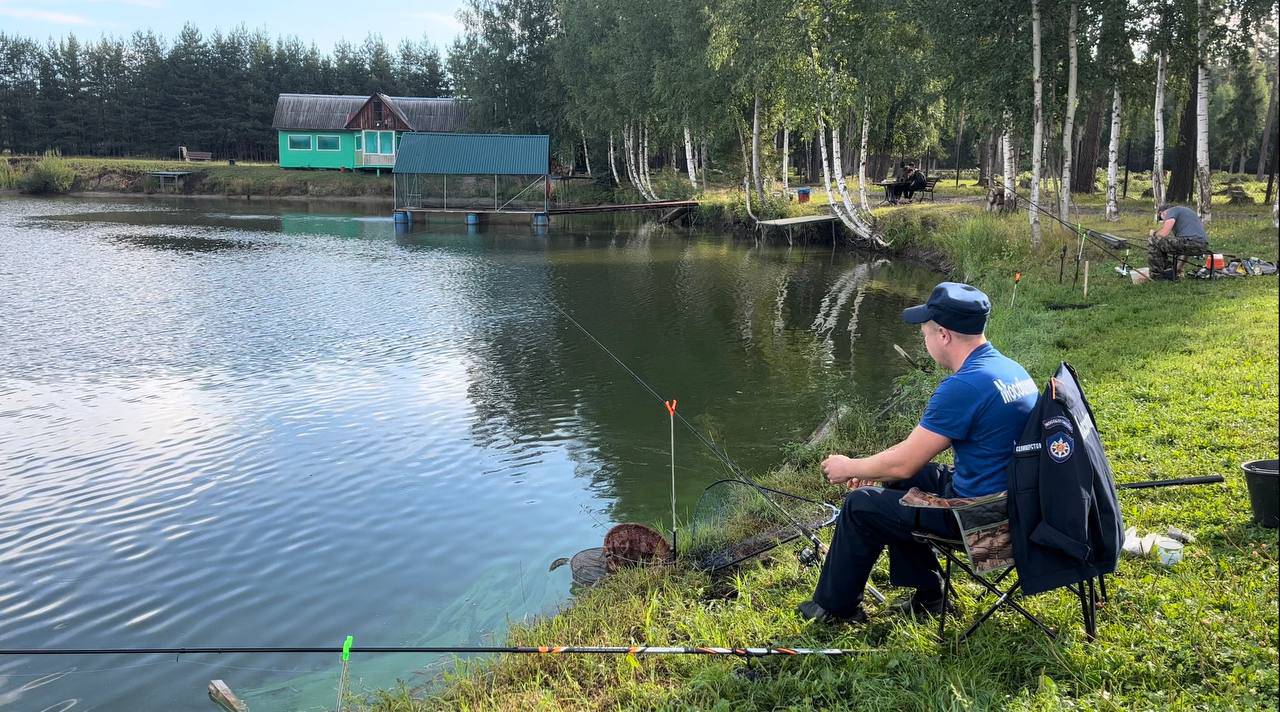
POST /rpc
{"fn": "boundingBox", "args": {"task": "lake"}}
[0,195,935,710]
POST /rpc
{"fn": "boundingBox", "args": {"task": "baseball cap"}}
[901,282,991,335]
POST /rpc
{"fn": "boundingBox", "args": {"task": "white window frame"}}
[316,134,341,152]
[354,133,363,152]
[288,134,312,151]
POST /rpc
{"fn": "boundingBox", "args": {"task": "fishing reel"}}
[797,545,821,568]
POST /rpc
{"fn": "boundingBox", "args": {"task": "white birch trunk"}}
[781,125,790,192]
[683,126,698,188]
[1195,0,1212,224]
[1153,50,1167,217]
[1002,115,1015,207]
[858,96,871,212]
[1030,0,1043,245]
[608,131,621,186]
[1059,1,1078,223]
[581,130,592,176]
[1105,84,1122,221]
[817,116,882,244]
[830,122,860,219]
[622,124,639,195]
[751,95,764,203]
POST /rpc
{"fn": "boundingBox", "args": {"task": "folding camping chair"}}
[901,488,1103,642]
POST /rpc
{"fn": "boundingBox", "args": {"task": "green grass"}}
[354,198,1277,711]
[3,155,394,197]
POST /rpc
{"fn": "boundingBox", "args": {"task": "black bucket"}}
[1242,459,1279,528]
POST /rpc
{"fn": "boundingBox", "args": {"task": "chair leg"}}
[1097,574,1107,604]
[950,558,1057,641]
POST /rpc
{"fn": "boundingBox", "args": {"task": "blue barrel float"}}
[393,210,410,224]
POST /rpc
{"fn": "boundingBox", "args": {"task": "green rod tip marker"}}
[342,635,354,662]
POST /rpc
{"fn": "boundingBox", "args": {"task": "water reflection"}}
[0,196,935,711]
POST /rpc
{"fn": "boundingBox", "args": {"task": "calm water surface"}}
[0,196,935,710]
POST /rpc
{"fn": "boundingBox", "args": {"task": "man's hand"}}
[821,454,857,484]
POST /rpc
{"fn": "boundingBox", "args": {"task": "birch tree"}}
[1030,0,1044,245]
[857,96,871,212]
[683,126,698,188]
[1059,1,1079,224]
[1153,50,1167,215]
[1195,0,1212,224]
[1105,85,1122,220]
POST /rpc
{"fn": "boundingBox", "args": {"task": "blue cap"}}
[901,282,991,334]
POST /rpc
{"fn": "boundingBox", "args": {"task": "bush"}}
[21,151,76,194]
[0,160,17,189]
[27,152,77,193]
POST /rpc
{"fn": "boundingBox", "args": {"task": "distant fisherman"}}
[1146,203,1209,280]
[797,282,1037,624]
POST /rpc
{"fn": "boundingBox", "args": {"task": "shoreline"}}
[373,198,1278,711]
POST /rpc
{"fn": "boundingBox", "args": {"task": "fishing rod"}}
[1118,474,1225,490]
[549,301,886,602]
[0,644,874,658]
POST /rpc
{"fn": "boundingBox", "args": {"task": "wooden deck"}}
[548,200,697,215]
[757,213,839,243]
[756,213,838,227]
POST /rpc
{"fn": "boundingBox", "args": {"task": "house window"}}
[316,135,340,151]
[380,131,395,154]
[288,135,312,151]
[355,134,363,151]
[373,100,384,125]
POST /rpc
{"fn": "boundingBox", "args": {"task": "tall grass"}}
[20,150,76,194]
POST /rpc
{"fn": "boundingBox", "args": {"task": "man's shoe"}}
[890,589,953,619]
[796,599,868,624]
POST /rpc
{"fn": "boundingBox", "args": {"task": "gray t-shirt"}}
[1163,206,1208,242]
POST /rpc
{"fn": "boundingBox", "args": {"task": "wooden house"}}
[271,93,467,170]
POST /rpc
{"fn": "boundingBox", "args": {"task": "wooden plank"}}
[757,214,838,227]
[208,679,248,712]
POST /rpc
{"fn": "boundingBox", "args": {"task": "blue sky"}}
[0,0,467,51]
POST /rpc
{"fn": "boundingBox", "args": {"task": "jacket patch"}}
[1046,432,1074,463]
[1015,442,1043,454]
[1042,416,1073,432]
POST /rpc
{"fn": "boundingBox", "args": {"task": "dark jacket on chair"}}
[1007,362,1124,595]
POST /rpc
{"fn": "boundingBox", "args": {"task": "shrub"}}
[21,151,76,194]
[0,159,18,189]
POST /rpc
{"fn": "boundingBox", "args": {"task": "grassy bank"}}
[355,197,1277,710]
[2,155,396,198]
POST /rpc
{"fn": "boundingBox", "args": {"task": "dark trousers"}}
[812,464,960,617]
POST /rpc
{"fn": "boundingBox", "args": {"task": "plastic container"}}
[1243,459,1279,528]
[1205,253,1225,270]
[1155,537,1183,566]
[796,187,811,203]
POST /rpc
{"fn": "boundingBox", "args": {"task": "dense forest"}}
[0,27,447,161]
[443,0,1277,236]
[0,1,1276,226]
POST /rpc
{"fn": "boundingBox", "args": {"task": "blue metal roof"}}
[393,133,549,175]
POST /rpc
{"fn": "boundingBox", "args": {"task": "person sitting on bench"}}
[796,282,1038,624]
[891,164,927,203]
[1147,203,1209,280]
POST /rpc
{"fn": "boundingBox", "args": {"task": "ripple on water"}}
[0,197,934,710]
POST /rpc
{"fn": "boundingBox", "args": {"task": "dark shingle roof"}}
[271,94,467,132]
[394,133,550,175]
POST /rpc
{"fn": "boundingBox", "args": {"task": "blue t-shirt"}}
[919,343,1037,497]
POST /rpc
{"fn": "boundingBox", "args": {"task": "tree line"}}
[448,0,1276,238]
[0,26,447,161]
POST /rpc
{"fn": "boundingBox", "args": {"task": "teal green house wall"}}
[277,131,359,169]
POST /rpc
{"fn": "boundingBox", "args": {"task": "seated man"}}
[891,164,927,203]
[797,282,1038,623]
[1147,203,1209,279]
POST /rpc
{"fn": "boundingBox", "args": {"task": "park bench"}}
[916,175,939,202]
[179,146,213,162]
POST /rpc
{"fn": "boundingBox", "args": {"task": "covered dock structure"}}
[393,133,552,225]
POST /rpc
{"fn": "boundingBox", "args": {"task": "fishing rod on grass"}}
[0,643,876,658]
[548,301,886,603]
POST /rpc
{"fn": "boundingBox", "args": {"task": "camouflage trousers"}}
[1147,234,1208,274]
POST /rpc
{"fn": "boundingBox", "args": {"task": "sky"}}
[0,0,468,51]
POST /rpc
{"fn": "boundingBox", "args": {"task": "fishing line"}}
[0,644,879,658]
[549,301,887,602]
